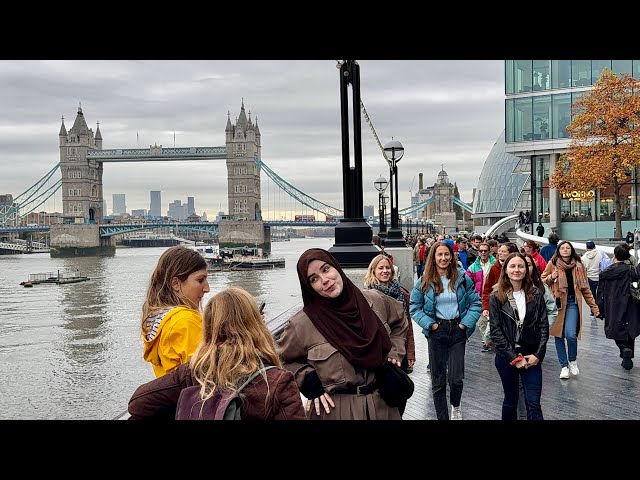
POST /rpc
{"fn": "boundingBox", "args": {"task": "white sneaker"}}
[569,361,579,376]
[559,367,570,379]
[451,405,462,420]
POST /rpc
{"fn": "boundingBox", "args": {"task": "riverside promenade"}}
[402,304,639,420]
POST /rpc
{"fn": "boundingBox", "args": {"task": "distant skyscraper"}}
[364,204,374,219]
[131,209,147,218]
[187,196,195,216]
[201,211,208,222]
[112,194,126,215]
[168,200,187,220]
[150,190,161,219]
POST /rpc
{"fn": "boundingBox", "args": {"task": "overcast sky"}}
[0,60,505,219]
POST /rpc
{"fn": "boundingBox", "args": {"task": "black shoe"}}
[622,348,634,370]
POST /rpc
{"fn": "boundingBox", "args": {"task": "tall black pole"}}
[328,60,378,267]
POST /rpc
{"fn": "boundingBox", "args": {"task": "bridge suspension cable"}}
[0,163,61,223]
[255,158,343,217]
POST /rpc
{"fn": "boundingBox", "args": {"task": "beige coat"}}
[277,289,407,420]
[541,261,598,339]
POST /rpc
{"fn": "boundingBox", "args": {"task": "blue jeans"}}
[495,354,543,420]
[555,295,578,367]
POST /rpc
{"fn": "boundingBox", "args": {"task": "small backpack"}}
[176,366,275,420]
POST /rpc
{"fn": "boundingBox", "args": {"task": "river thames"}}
[0,237,333,420]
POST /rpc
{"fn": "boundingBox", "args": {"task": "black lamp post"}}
[384,139,405,247]
[328,60,379,267]
[374,176,388,239]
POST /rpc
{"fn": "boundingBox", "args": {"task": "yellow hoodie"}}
[142,306,203,378]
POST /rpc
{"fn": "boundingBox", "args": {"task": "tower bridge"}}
[2,100,473,256]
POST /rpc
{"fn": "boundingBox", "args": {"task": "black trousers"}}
[427,320,467,420]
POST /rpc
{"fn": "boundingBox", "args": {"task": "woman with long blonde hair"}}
[128,287,306,420]
[141,245,210,377]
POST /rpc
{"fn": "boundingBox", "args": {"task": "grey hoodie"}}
[581,249,606,280]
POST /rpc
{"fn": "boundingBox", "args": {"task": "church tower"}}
[225,99,262,220]
[59,104,104,223]
[434,165,454,214]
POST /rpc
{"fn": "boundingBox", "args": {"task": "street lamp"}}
[374,176,388,239]
[383,139,405,247]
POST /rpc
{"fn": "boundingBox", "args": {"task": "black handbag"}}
[375,361,414,408]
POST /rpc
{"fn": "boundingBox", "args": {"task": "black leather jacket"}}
[489,287,549,364]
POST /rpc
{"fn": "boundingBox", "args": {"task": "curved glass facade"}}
[473,130,530,220]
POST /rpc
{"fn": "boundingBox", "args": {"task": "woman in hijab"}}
[277,248,408,420]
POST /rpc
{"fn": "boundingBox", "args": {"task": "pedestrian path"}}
[403,304,640,420]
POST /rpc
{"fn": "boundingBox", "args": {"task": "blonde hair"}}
[141,246,207,327]
[189,287,281,403]
[364,255,395,288]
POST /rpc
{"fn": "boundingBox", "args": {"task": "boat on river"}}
[20,268,90,286]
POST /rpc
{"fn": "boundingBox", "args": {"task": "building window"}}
[514,60,532,93]
[552,94,571,139]
[551,60,572,89]
[572,60,591,87]
[592,60,611,84]
[532,156,550,222]
[532,60,551,91]
[533,96,551,140]
[514,97,533,141]
[612,60,632,76]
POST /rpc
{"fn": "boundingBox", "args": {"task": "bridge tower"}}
[59,104,104,224]
[225,99,261,220]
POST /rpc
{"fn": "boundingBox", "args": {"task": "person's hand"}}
[306,392,335,416]
[592,308,600,317]
[515,358,528,369]
[408,359,415,368]
[482,310,489,319]
[431,323,439,331]
[551,271,558,281]
[524,354,539,367]
[458,323,466,331]
[387,357,401,367]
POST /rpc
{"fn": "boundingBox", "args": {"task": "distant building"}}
[364,205,374,219]
[201,211,208,222]
[168,200,187,220]
[131,209,147,218]
[187,196,195,216]
[150,191,161,219]
[112,194,126,215]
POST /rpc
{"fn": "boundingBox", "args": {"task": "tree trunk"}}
[613,177,622,240]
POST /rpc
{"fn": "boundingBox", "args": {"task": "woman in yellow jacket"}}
[141,246,210,377]
[541,241,599,380]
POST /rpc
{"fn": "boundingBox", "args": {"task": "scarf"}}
[296,248,392,370]
[370,279,406,312]
[554,257,589,294]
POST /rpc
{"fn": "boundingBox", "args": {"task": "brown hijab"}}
[296,248,392,370]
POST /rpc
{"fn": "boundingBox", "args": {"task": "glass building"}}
[473,130,531,232]
[504,60,640,239]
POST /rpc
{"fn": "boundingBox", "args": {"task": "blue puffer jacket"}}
[409,267,482,338]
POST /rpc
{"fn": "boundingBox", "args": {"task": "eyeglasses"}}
[479,250,489,253]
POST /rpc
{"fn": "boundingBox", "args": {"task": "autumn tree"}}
[550,68,640,239]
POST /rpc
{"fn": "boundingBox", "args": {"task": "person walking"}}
[540,232,560,263]
[410,241,481,420]
[364,254,416,415]
[277,248,408,420]
[581,240,607,319]
[481,242,520,350]
[466,242,496,352]
[140,245,210,378]
[128,287,306,420]
[536,222,545,237]
[596,243,640,370]
[541,241,599,379]
[489,253,549,420]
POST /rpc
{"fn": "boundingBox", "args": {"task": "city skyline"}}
[0,60,505,217]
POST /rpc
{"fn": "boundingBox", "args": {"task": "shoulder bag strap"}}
[507,291,523,328]
[237,365,276,393]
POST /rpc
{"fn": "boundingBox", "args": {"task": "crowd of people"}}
[126,227,639,420]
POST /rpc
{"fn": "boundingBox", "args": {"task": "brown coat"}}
[541,261,598,339]
[127,362,306,420]
[277,289,407,420]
